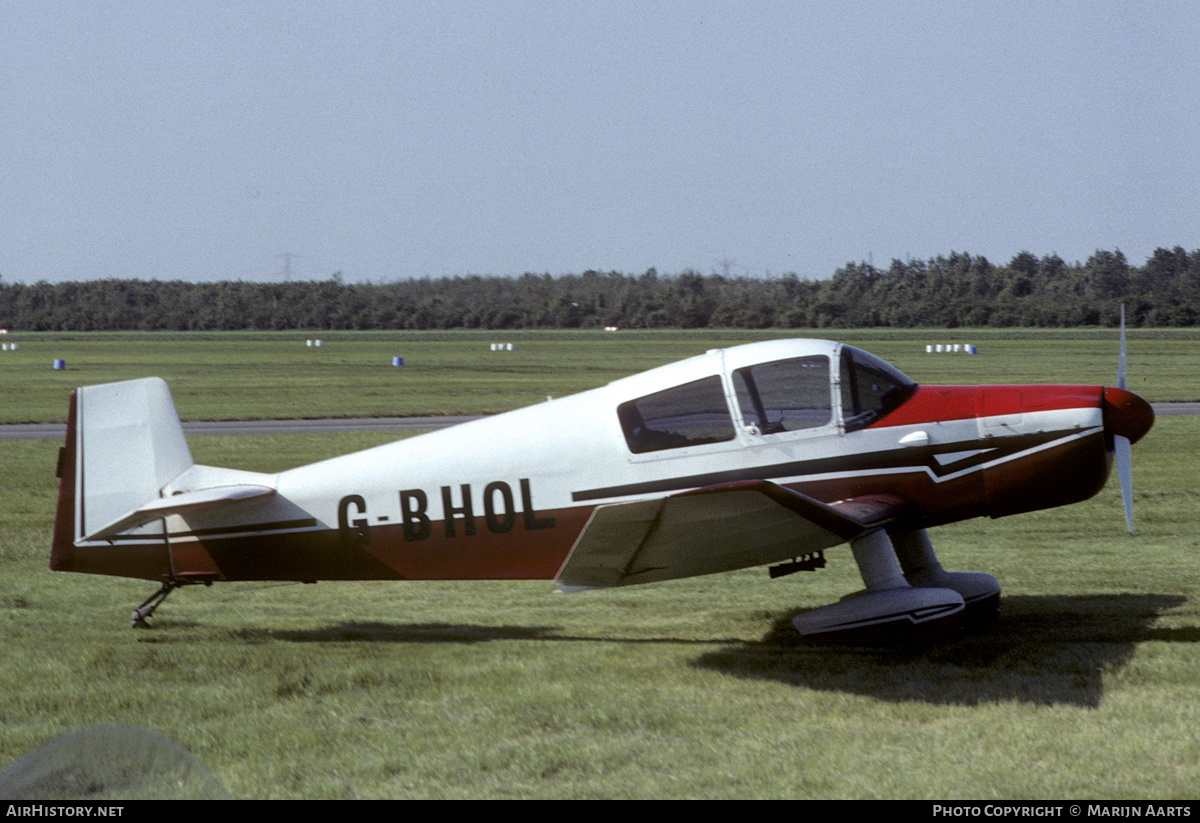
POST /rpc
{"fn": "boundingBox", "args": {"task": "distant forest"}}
[1,247,1197,331]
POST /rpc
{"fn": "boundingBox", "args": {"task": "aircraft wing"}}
[554,480,905,589]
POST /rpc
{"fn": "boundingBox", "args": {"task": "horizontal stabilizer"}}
[554,480,905,589]
[85,484,275,541]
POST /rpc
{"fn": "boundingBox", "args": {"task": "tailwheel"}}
[130,573,218,628]
[131,581,180,628]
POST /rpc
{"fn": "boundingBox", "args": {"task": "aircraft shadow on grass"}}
[694,593,1195,708]
[225,622,562,644]
[164,592,1199,710]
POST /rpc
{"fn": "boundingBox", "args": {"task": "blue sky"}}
[4,1,1197,282]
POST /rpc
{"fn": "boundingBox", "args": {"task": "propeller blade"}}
[1116,434,1134,534]
[1116,304,1133,533]
[1117,304,1128,390]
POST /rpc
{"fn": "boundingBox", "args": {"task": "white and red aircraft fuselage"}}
[51,339,1154,641]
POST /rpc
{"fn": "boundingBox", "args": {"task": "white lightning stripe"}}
[932,449,990,466]
[755,427,1105,489]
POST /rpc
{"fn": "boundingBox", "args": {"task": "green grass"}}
[2,331,1200,801]
[1,330,1198,798]
[1,328,1197,424]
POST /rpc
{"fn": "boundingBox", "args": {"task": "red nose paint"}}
[1102,386,1155,444]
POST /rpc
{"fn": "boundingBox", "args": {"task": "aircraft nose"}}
[1102,386,1154,445]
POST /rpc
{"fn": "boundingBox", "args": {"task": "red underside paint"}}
[981,430,1110,518]
[62,506,593,583]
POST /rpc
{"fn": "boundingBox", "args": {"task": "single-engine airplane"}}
[51,334,1154,642]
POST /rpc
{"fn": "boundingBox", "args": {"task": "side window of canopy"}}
[839,346,918,432]
[732,355,832,433]
[619,376,736,454]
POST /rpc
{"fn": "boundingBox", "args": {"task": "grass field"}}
[2,330,1198,798]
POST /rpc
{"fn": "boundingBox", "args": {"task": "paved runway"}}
[1152,402,1200,416]
[2,405,1193,441]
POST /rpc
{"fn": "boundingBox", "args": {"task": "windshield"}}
[839,346,917,431]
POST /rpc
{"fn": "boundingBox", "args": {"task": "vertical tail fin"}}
[51,378,194,573]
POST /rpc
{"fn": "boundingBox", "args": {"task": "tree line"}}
[1,247,1196,332]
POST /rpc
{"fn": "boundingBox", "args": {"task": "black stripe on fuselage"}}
[571,428,1090,503]
[88,517,319,543]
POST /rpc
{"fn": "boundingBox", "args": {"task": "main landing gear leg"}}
[891,529,1001,628]
[792,530,966,643]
